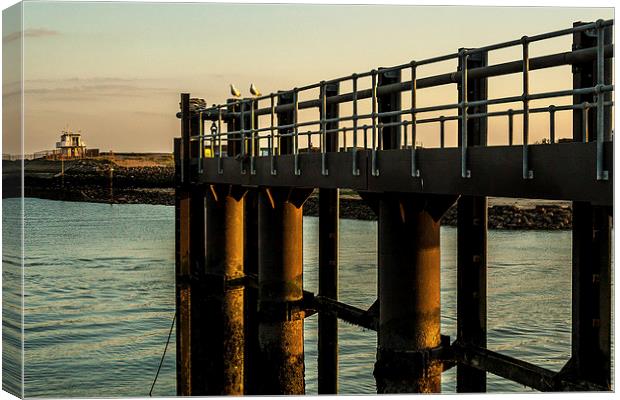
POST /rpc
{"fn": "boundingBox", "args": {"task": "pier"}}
[174,20,613,394]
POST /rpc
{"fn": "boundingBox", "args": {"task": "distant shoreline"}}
[4,157,572,230]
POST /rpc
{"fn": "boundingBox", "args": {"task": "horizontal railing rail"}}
[181,18,614,187]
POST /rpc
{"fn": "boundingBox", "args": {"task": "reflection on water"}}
[2,198,595,396]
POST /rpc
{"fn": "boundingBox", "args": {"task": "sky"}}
[1,1,614,154]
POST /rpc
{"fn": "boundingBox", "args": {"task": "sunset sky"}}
[2,2,614,154]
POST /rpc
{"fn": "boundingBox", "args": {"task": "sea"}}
[2,197,610,397]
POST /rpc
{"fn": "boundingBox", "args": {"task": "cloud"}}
[3,28,59,44]
[24,77,177,103]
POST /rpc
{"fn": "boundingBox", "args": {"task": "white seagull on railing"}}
[230,84,241,98]
[250,83,261,97]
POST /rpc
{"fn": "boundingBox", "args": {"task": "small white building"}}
[56,130,86,158]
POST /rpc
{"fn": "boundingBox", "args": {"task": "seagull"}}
[250,83,261,97]
[230,84,241,98]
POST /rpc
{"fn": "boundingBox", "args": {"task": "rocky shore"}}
[303,197,572,230]
[4,157,573,230]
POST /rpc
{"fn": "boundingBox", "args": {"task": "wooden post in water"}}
[568,23,612,389]
[186,110,210,394]
[318,82,340,394]
[456,48,488,393]
[175,93,196,395]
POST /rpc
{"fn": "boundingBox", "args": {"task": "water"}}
[2,197,586,396]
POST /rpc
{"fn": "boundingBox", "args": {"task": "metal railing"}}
[187,19,614,181]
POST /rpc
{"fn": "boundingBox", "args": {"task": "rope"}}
[149,312,176,397]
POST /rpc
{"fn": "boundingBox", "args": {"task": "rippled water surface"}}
[2,197,596,396]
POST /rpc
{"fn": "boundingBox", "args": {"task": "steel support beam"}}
[202,184,246,394]
[374,193,456,393]
[257,187,313,394]
[318,82,340,394]
[456,49,488,393]
[569,24,612,390]
[570,202,612,389]
[452,344,605,392]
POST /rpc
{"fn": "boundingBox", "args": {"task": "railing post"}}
[378,68,402,150]
[567,22,612,390]
[277,91,294,155]
[244,100,257,175]
[226,99,241,157]
[456,49,488,393]
[458,50,470,178]
[318,82,340,394]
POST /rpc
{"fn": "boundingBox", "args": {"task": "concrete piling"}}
[202,184,246,395]
[257,187,312,394]
[374,194,455,393]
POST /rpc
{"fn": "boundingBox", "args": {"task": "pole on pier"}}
[456,49,488,393]
[257,186,313,394]
[567,23,612,390]
[243,106,261,394]
[203,184,247,394]
[318,82,340,394]
[175,93,207,395]
[374,193,456,393]
[378,68,402,149]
